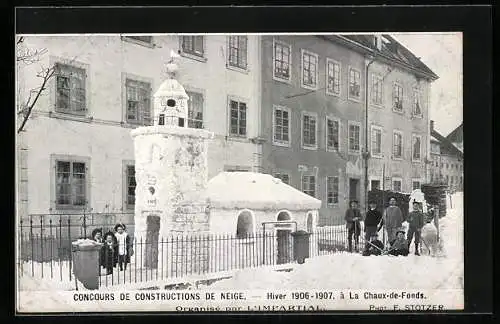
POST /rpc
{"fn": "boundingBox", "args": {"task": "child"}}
[114,223,131,271]
[91,228,103,243]
[388,228,409,256]
[100,231,117,275]
[407,201,425,255]
[344,200,362,252]
[362,233,384,256]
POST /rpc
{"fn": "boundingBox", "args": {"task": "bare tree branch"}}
[17,66,56,134]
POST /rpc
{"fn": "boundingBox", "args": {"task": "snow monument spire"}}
[131,51,214,271]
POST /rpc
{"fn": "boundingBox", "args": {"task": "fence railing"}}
[18,214,367,290]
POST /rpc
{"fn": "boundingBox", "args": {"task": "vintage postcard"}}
[15,31,464,313]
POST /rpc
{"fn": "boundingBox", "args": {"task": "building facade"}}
[16,34,262,223]
[429,121,463,191]
[259,34,438,225]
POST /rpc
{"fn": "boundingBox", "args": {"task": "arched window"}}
[306,212,314,232]
[277,211,291,221]
[236,210,254,239]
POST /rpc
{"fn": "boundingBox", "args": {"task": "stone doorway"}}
[276,229,291,265]
[144,215,160,269]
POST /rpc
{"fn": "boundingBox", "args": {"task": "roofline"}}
[431,129,463,158]
[318,35,439,82]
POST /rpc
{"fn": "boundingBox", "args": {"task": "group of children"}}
[91,223,133,275]
[345,197,429,257]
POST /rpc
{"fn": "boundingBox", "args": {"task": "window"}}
[371,73,383,105]
[413,89,422,116]
[301,49,318,89]
[186,91,204,129]
[370,180,381,191]
[392,178,402,192]
[393,131,403,159]
[326,117,340,152]
[273,39,291,81]
[459,177,463,186]
[227,36,248,70]
[275,173,290,185]
[55,160,87,208]
[273,105,291,146]
[302,113,317,149]
[55,63,86,115]
[446,175,449,184]
[181,36,204,57]
[348,67,361,99]
[412,134,422,161]
[224,165,251,172]
[371,125,383,157]
[412,180,421,190]
[302,175,316,197]
[326,176,339,205]
[124,35,153,45]
[393,83,404,111]
[229,99,247,137]
[348,122,361,153]
[125,79,152,125]
[326,59,341,95]
[125,165,136,209]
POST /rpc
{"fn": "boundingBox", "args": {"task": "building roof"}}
[431,129,463,159]
[446,123,463,144]
[205,172,322,210]
[324,34,439,81]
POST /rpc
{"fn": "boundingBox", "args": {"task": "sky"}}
[390,33,463,136]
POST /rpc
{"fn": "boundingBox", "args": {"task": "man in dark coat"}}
[407,201,425,255]
[345,200,362,252]
[383,197,404,243]
[362,232,385,256]
[364,200,383,252]
[388,228,409,256]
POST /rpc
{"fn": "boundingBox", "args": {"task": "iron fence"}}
[18,213,367,289]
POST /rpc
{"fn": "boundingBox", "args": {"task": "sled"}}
[363,240,397,257]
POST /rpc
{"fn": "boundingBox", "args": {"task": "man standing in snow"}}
[382,197,404,243]
[345,200,362,252]
[407,201,425,255]
[364,200,383,252]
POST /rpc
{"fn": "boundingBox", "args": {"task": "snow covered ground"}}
[17,192,463,292]
[200,192,464,290]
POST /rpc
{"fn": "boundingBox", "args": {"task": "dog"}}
[420,221,444,257]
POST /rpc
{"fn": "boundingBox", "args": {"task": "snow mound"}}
[206,172,322,210]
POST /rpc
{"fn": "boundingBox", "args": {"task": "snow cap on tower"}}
[153,51,189,127]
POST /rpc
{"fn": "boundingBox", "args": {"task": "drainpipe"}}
[363,56,375,215]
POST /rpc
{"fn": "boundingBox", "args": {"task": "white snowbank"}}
[206,172,322,210]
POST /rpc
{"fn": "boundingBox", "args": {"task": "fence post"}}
[49,219,53,278]
[83,213,87,239]
[30,217,34,276]
[59,218,62,281]
[19,220,24,276]
[68,217,72,281]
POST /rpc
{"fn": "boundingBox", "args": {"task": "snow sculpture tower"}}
[131,57,214,269]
